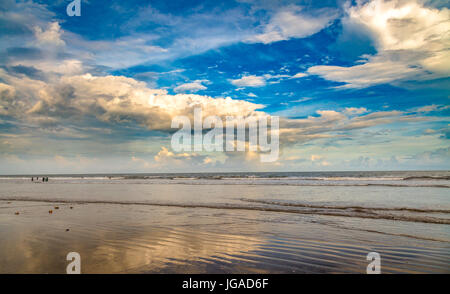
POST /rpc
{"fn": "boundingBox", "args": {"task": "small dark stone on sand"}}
[49,210,53,214]
[14,212,19,215]
[54,206,59,209]
[66,229,70,232]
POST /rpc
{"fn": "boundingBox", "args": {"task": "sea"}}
[0,171,449,273]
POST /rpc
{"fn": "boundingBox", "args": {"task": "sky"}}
[0,0,449,174]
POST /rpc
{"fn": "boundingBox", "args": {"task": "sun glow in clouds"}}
[171,107,279,162]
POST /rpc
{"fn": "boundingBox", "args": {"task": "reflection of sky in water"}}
[0,203,267,273]
[0,198,449,273]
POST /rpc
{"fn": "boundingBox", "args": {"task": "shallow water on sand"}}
[0,173,449,273]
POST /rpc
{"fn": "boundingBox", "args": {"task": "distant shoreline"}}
[1,170,449,177]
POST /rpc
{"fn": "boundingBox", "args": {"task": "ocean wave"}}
[2,177,449,187]
[120,175,447,181]
[2,197,449,225]
[240,198,450,213]
[118,180,450,188]
[403,176,450,181]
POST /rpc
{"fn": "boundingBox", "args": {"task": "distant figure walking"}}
[32,176,48,182]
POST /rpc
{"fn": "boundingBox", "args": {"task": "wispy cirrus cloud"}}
[246,5,337,44]
[230,72,307,87]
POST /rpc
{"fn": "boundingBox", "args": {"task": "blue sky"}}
[0,0,449,173]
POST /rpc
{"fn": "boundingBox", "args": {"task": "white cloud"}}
[247,5,337,44]
[4,59,437,167]
[72,34,168,69]
[291,97,312,103]
[33,22,65,47]
[308,52,425,88]
[19,59,85,76]
[411,104,449,114]
[1,0,448,172]
[344,107,368,115]
[230,75,266,87]
[5,73,265,131]
[154,146,203,162]
[310,155,323,161]
[276,108,435,146]
[174,80,208,93]
[307,0,450,88]
[230,72,305,87]
[0,83,16,116]
[290,72,307,79]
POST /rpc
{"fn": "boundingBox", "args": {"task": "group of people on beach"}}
[32,177,49,182]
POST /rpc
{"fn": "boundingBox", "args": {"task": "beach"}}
[0,171,449,273]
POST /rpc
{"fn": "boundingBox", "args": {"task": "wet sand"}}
[0,177,449,273]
